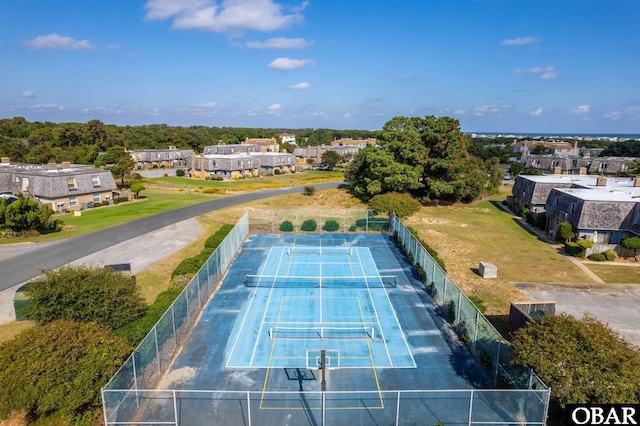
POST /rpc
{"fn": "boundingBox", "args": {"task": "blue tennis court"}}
[225,243,416,370]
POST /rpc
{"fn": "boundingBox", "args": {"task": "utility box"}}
[478,261,498,278]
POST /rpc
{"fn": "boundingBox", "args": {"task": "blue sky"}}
[1,0,639,133]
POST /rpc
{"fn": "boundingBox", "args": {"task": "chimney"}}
[307,145,311,159]
[47,162,57,170]
[1,157,9,164]
[579,167,587,175]
[62,161,71,169]
[200,153,205,179]
[317,146,322,163]
[596,176,607,187]
[634,178,640,188]
[553,166,561,174]
[574,140,578,155]
[190,152,196,177]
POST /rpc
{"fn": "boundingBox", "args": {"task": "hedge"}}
[279,221,294,232]
[172,225,233,277]
[404,226,447,273]
[564,242,585,257]
[588,253,607,262]
[301,219,317,232]
[322,219,340,232]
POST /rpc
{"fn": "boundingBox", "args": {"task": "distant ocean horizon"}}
[467,132,640,139]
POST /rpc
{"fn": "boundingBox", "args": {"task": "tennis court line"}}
[249,248,288,367]
[260,296,288,409]
[357,296,384,408]
[355,248,394,367]
[225,246,281,369]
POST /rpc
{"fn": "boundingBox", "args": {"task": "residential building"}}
[130,147,194,169]
[331,137,377,147]
[279,133,296,145]
[512,140,579,156]
[519,154,633,175]
[204,144,259,155]
[245,137,279,152]
[0,157,118,212]
[188,151,296,180]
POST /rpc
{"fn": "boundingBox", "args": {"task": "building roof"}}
[552,187,640,203]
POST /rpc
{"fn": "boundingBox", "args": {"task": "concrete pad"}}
[515,282,640,347]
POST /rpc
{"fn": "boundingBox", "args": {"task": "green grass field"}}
[585,263,640,283]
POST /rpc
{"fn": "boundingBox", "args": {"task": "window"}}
[238,160,243,167]
[247,160,253,167]
[67,178,77,190]
[93,193,101,203]
[69,196,78,207]
[212,161,218,167]
[91,175,100,186]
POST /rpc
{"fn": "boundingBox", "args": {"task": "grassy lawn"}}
[584,263,640,283]
[403,185,595,320]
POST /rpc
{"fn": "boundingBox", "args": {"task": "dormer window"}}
[67,178,77,190]
[91,175,100,186]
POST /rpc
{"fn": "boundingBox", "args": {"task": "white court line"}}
[372,250,417,368]
[355,247,394,367]
[249,247,288,367]
[226,246,278,368]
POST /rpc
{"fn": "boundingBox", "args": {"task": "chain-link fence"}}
[390,214,549,393]
[248,208,389,233]
[102,212,249,422]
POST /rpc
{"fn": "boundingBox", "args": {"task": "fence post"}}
[132,355,139,408]
[173,390,179,426]
[468,390,474,426]
[494,343,501,385]
[247,391,252,426]
[456,292,462,325]
[322,392,326,426]
[101,388,109,426]
[185,289,191,326]
[472,310,480,356]
[395,391,401,426]
[171,304,177,347]
[197,272,202,309]
[154,327,161,374]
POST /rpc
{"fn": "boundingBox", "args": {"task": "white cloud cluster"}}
[246,37,312,49]
[288,82,310,90]
[530,108,544,116]
[28,103,64,111]
[501,36,540,46]
[22,33,94,51]
[606,106,640,121]
[268,57,315,71]
[248,103,282,116]
[22,91,36,98]
[471,104,511,116]
[512,66,558,80]
[144,0,307,33]
[570,104,590,116]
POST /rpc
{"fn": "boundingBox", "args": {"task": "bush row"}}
[172,224,234,278]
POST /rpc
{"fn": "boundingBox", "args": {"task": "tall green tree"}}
[346,116,491,203]
[0,193,55,232]
[511,313,640,408]
[95,145,135,187]
[321,150,342,169]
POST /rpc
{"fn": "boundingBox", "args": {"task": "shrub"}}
[367,192,421,219]
[0,320,132,421]
[303,185,316,196]
[322,219,340,232]
[274,169,281,175]
[115,287,183,345]
[204,224,234,249]
[558,221,575,242]
[173,225,234,277]
[577,239,594,249]
[603,250,618,261]
[114,196,129,204]
[534,214,546,229]
[621,237,640,250]
[588,253,607,262]
[468,295,487,314]
[24,266,145,329]
[348,224,357,232]
[101,200,110,206]
[301,219,317,232]
[175,168,185,177]
[131,182,145,199]
[279,221,294,232]
[564,242,585,257]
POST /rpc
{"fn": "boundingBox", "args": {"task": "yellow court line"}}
[357,297,384,409]
[260,296,286,409]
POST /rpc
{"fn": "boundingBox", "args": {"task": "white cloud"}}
[288,82,310,90]
[28,103,64,111]
[267,103,281,112]
[22,91,36,98]
[22,33,94,51]
[512,66,558,80]
[605,106,640,121]
[268,57,315,71]
[471,104,511,116]
[570,104,590,115]
[530,108,543,116]
[246,37,312,49]
[145,0,307,34]
[247,103,282,117]
[501,36,540,46]
[195,102,217,108]
[453,109,466,115]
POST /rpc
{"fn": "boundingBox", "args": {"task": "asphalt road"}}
[0,182,342,292]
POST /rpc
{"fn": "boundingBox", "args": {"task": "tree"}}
[95,146,134,187]
[345,116,491,203]
[531,145,552,155]
[303,185,316,196]
[321,150,342,170]
[510,313,640,408]
[557,221,575,243]
[0,320,132,422]
[130,182,145,199]
[368,192,421,219]
[0,193,55,232]
[24,265,145,329]
[509,162,524,177]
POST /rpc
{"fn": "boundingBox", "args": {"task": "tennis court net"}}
[244,275,397,288]
[269,326,376,341]
[285,247,353,257]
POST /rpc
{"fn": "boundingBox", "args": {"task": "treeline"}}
[0,117,379,165]
[601,140,640,157]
